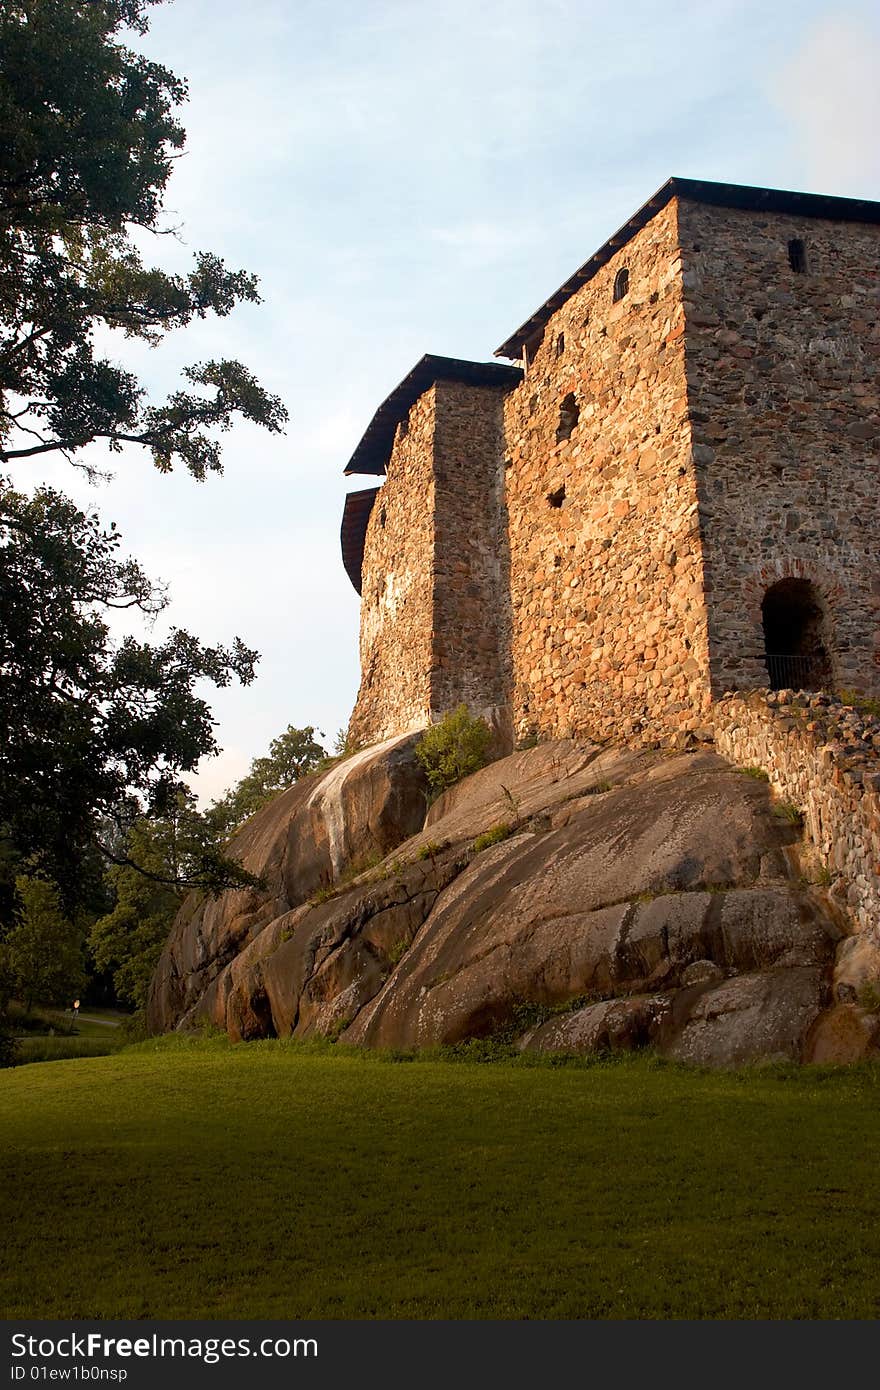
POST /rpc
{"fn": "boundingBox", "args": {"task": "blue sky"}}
[14,0,880,801]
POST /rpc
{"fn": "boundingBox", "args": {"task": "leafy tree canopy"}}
[0,479,260,901]
[4,875,86,1010]
[0,0,287,476]
[89,811,184,1009]
[89,726,330,1009]
[208,724,329,838]
[0,0,290,902]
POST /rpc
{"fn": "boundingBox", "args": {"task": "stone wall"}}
[431,382,511,729]
[679,200,880,698]
[349,193,880,757]
[713,690,880,936]
[348,389,438,746]
[503,199,712,744]
[349,380,512,747]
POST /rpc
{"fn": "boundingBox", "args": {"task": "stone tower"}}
[341,178,880,749]
[342,357,520,746]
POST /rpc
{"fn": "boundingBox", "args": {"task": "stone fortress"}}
[145,179,880,1053]
[340,177,879,753]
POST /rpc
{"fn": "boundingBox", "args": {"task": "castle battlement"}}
[341,177,880,749]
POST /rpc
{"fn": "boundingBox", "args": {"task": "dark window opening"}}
[547,485,566,509]
[761,578,831,690]
[399,416,409,439]
[379,507,386,529]
[556,392,579,443]
[613,267,629,302]
[788,239,807,274]
[555,332,565,357]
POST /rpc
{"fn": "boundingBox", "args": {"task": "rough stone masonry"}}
[144,184,880,1059]
[342,177,879,751]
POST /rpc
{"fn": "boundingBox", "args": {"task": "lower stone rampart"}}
[712,690,880,938]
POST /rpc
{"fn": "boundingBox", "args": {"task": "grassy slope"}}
[2,1038,879,1320]
[10,1005,128,1064]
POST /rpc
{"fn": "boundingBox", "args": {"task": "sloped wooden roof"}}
[340,487,380,594]
[343,354,523,477]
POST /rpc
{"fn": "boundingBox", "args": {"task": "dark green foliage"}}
[0,481,260,900]
[0,0,286,475]
[0,1023,17,1067]
[3,875,86,1010]
[0,940,15,1065]
[208,725,328,838]
[0,1,289,902]
[5,1001,77,1036]
[89,814,185,1008]
[14,1035,118,1064]
[415,705,492,798]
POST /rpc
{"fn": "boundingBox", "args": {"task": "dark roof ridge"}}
[494,176,880,361]
[343,353,523,477]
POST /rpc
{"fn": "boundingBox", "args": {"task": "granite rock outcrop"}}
[148,735,875,1065]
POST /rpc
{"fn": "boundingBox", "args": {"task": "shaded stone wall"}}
[349,390,438,745]
[349,381,512,746]
[713,690,880,936]
[503,199,712,744]
[431,382,511,730]
[679,200,880,698]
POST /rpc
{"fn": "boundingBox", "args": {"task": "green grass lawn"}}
[2,1036,880,1320]
[8,1003,129,1064]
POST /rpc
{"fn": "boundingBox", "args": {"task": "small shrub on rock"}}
[838,690,880,719]
[472,822,513,853]
[0,1022,19,1069]
[416,706,492,798]
[857,981,880,1014]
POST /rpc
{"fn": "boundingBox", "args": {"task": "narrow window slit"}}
[788,239,807,273]
[556,392,579,443]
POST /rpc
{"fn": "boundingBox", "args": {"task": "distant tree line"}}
[0,721,332,1035]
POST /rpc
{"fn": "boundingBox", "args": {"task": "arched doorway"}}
[761,578,831,690]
